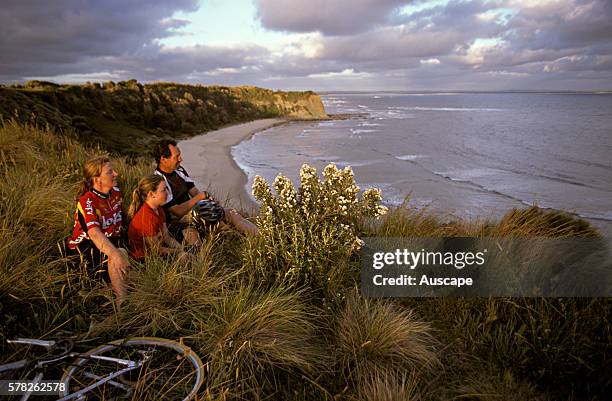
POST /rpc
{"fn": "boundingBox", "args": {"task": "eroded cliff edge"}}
[0,80,327,155]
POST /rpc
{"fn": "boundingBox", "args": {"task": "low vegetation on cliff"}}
[0,80,327,156]
[0,121,609,400]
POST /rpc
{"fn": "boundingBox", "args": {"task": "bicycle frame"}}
[1,338,150,401]
[57,357,147,401]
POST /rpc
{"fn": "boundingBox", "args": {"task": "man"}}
[153,139,258,244]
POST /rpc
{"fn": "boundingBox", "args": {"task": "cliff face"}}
[0,80,327,155]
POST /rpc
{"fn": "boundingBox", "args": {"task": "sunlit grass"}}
[1,121,609,400]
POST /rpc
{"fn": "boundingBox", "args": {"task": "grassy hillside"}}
[0,121,610,400]
[0,80,327,156]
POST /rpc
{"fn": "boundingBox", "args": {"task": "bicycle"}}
[0,336,205,400]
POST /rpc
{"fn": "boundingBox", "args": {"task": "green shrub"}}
[246,163,387,303]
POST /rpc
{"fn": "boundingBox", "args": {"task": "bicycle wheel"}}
[59,337,205,401]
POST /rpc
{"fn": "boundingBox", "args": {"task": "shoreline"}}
[179,118,288,214]
[178,118,612,242]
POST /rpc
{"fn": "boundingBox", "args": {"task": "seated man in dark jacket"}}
[153,139,258,244]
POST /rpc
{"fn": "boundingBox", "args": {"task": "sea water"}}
[232,92,612,236]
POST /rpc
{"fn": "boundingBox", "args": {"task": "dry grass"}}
[196,285,326,399]
[493,206,600,237]
[334,291,439,385]
[449,369,551,401]
[1,121,610,400]
[353,371,420,401]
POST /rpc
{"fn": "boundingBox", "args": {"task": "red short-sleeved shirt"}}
[128,202,166,260]
[68,187,124,249]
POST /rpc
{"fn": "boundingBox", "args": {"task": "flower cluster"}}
[273,174,297,211]
[362,187,389,217]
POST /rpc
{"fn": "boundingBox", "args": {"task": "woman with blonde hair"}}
[128,174,187,261]
[66,156,129,306]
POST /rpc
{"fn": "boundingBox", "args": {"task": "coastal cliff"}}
[0,80,327,155]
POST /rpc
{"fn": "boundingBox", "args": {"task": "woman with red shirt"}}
[67,157,129,306]
[128,175,186,260]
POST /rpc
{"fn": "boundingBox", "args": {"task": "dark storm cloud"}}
[504,0,612,51]
[1,0,611,90]
[26,43,274,85]
[317,28,457,61]
[0,0,198,80]
[259,0,612,90]
[305,1,505,69]
[315,0,505,63]
[134,44,272,81]
[254,0,409,35]
[392,0,503,31]
[435,0,612,75]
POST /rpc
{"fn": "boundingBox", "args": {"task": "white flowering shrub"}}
[248,163,388,303]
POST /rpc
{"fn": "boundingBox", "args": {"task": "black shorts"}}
[64,237,125,282]
[166,214,193,243]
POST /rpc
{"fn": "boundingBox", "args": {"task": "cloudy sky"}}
[1,0,611,91]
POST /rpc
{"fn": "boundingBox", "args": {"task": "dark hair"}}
[152,139,177,163]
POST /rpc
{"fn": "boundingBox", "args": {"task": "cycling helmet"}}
[191,200,225,231]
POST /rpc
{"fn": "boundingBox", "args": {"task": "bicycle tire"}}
[59,337,204,401]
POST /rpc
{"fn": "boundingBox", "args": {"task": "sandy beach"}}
[179,118,286,213]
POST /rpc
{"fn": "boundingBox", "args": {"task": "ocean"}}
[232,92,612,236]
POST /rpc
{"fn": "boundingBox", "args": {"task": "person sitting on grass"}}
[127,174,189,262]
[152,139,258,245]
[66,156,129,307]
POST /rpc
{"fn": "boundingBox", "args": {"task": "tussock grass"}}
[493,206,599,237]
[450,369,550,401]
[108,259,224,337]
[1,121,610,400]
[92,235,239,338]
[355,371,420,401]
[0,227,60,300]
[369,198,491,237]
[334,291,438,384]
[404,297,611,400]
[2,166,72,235]
[196,285,325,399]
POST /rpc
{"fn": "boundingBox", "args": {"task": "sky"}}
[1,0,611,91]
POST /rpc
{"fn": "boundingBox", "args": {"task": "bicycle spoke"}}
[61,338,204,401]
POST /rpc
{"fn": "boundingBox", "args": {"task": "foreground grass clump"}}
[334,292,438,385]
[448,369,551,401]
[103,248,227,337]
[356,372,420,401]
[429,298,609,397]
[197,285,325,399]
[1,121,610,401]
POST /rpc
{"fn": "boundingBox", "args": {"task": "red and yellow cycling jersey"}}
[67,187,124,249]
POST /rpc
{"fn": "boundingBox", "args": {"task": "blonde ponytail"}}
[128,174,165,219]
